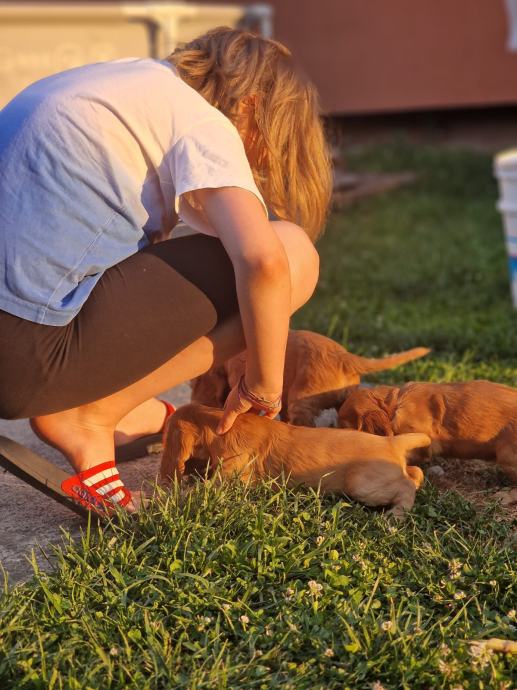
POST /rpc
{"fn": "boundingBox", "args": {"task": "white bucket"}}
[494,149,517,307]
[495,173,517,205]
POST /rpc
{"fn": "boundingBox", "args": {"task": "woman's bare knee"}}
[271,220,319,311]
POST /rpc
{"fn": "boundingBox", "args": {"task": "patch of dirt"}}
[422,457,517,521]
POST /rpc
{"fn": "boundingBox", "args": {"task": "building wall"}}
[10,1,517,114]
[207,0,517,114]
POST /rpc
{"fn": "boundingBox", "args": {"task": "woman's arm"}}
[191,186,291,432]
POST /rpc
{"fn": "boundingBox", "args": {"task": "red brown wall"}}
[24,1,517,114]
[209,0,517,114]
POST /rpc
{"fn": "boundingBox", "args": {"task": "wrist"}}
[238,376,282,412]
[243,376,282,399]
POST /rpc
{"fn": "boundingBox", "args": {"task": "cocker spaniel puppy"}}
[338,380,517,484]
[161,403,431,516]
[191,329,430,426]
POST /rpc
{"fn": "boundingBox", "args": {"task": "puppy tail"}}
[344,347,431,375]
[392,432,432,460]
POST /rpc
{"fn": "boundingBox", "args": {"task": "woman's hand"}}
[217,384,252,434]
[217,379,282,434]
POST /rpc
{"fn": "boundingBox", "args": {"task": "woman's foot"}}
[31,397,172,471]
[30,409,115,472]
[114,398,171,447]
[31,398,172,514]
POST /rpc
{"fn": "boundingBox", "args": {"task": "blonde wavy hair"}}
[167,27,332,242]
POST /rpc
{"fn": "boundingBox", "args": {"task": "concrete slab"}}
[0,384,191,585]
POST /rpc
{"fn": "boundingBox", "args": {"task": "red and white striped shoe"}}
[60,401,177,515]
[61,461,132,515]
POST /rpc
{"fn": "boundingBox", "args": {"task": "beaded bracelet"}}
[237,375,282,413]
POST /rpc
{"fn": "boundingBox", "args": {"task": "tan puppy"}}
[161,403,431,515]
[338,381,517,484]
[190,329,430,426]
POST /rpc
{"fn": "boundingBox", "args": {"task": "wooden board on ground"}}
[333,171,418,208]
[0,435,88,518]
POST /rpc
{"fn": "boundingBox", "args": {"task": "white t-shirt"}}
[0,57,266,325]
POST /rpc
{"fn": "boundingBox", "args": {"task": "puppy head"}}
[190,366,229,407]
[358,409,393,436]
[338,386,395,436]
[160,404,222,482]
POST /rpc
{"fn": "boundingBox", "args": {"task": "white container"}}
[504,0,517,52]
[495,149,517,307]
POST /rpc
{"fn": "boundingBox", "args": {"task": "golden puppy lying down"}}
[161,404,431,515]
[191,329,430,426]
[338,380,517,484]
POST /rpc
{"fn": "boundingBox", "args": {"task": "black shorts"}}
[0,234,238,419]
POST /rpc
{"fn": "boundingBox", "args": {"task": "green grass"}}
[1,484,516,690]
[296,142,517,383]
[1,142,516,689]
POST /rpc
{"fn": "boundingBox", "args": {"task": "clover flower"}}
[307,580,323,596]
[448,559,463,579]
[469,642,494,670]
[371,682,386,690]
[440,643,451,656]
[438,659,453,677]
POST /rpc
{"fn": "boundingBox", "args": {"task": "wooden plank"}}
[0,435,88,518]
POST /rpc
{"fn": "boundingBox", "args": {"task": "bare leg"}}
[113,398,169,446]
[31,222,319,473]
[30,312,244,471]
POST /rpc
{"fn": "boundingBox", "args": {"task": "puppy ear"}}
[361,409,393,436]
[160,421,197,482]
[338,405,359,429]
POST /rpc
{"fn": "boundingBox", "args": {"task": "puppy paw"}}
[385,505,411,520]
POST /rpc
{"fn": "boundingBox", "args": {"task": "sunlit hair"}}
[167,26,332,241]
